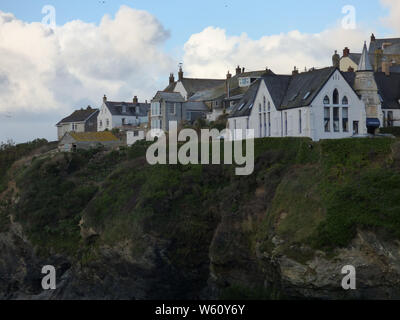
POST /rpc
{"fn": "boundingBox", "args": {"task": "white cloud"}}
[0,5,175,142]
[0,6,176,141]
[182,26,370,78]
[380,0,400,33]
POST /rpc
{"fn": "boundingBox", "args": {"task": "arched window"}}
[333,89,339,105]
[323,95,330,105]
[342,96,348,105]
[268,101,271,111]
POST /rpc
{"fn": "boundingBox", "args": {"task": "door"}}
[353,121,359,135]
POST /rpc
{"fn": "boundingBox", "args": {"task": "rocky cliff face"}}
[1,138,400,300]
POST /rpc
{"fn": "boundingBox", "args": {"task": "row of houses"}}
[56,34,400,151]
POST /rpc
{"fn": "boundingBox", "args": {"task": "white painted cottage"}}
[98,95,149,131]
[228,66,368,142]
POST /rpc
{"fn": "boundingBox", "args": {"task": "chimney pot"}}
[242,67,245,73]
[343,47,350,57]
[133,96,138,104]
[292,66,299,76]
[169,73,175,84]
[178,65,184,81]
[103,94,107,103]
[236,65,241,75]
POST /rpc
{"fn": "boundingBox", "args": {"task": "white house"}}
[228,66,368,142]
[98,95,149,131]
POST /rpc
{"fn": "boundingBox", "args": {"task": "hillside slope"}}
[1,137,400,299]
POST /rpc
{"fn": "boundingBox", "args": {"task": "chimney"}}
[347,66,355,72]
[103,94,107,103]
[169,73,175,84]
[133,96,138,104]
[371,33,376,42]
[242,67,245,73]
[236,65,241,75]
[87,105,92,110]
[292,66,299,75]
[343,47,350,57]
[178,65,184,81]
[332,50,340,68]
[226,71,231,98]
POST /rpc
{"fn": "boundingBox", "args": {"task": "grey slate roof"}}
[374,72,400,110]
[229,79,262,118]
[152,91,185,102]
[229,67,341,118]
[188,69,275,102]
[369,37,400,54]
[183,101,209,112]
[57,107,99,125]
[105,101,149,117]
[358,42,373,71]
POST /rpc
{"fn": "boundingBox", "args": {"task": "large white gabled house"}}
[227,41,398,142]
[98,95,149,131]
[228,66,367,142]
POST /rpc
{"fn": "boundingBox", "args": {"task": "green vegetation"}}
[1,136,400,295]
[380,127,400,137]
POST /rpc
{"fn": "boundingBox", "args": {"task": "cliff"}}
[1,137,400,299]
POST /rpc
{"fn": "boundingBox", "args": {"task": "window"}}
[342,96,348,105]
[284,112,288,136]
[268,101,271,111]
[186,111,191,121]
[333,107,339,132]
[133,131,139,137]
[122,105,127,113]
[238,103,245,111]
[106,119,110,126]
[169,104,176,114]
[299,110,302,134]
[263,96,266,111]
[239,78,251,87]
[264,112,267,137]
[259,113,262,138]
[303,92,311,100]
[99,120,103,128]
[342,107,349,132]
[259,104,262,113]
[234,119,237,140]
[333,89,339,105]
[323,95,330,105]
[122,118,126,125]
[324,107,331,132]
[151,102,160,116]
[268,112,271,136]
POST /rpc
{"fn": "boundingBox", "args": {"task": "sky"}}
[0,0,399,143]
